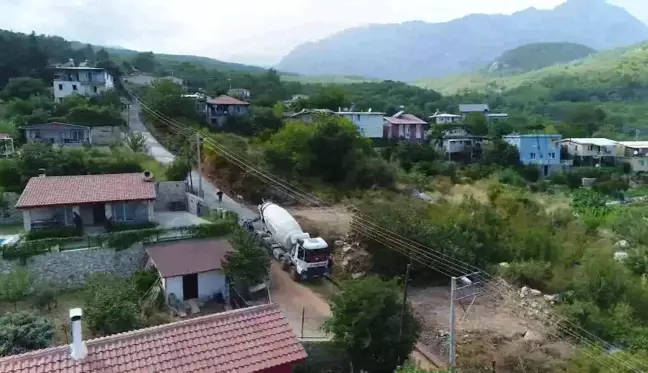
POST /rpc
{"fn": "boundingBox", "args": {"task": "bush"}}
[32,283,59,311]
[462,164,497,181]
[497,168,526,187]
[165,156,191,181]
[518,164,540,183]
[501,261,554,291]
[106,221,157,233]
[132,268,159,296]
[84,274,143,337]
[0,312,55,356]
[25,226,82,241]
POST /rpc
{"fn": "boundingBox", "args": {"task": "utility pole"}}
[449,272,483,372]
[449,276,457,370]
[398,262,412,342]
[196,133,203,197]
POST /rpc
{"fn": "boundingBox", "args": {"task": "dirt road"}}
[269,261,331,339]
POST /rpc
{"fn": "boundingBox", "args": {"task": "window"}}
[72,84,77,91]
[58,84,63,90]
[549,152,556,159]
[70,130,83,142]
[641,160,645,166]
[93,86,98,93]
[530,152,537,159]
[112,202,140,222]
[404,124,410,138]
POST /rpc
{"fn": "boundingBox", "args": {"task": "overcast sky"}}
[0,0,645,66]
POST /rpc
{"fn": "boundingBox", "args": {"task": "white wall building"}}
[336,111,386,138]
[147,239,232,304]
[53,67,114,102]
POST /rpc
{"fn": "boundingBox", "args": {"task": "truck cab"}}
[284,237,331,281]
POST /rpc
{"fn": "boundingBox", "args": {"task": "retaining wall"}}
[155,181,187,211]
[90,126,122,146]
[0,244,146,291]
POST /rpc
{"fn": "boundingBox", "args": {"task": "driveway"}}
[127,101,175,165]
[153,211,210,228]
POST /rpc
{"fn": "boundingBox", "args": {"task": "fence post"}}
[301,307,305,339]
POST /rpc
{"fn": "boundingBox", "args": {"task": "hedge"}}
[1,221,235,262]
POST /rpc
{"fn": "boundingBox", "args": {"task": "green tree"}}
[165,156,191,181]
[95,48,110,62]
[324,276,420,373]
[481,139,520,168]
[0,312,55,356]
[81,43,95,63]
[132,52,156,73]
[464,112,488,136]
[124,131,148,153]
[143,80,196,120]
[1,77,47,100]
[223,227,270,286]
[308,86,349,111]
[64,105,125,127]
[83,275,143,337]
[0,267,30,311]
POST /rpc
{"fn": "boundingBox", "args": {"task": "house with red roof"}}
[0,303,307,373]
[383,111,429,144]
[206,95,250,127]
[16,172,157,232]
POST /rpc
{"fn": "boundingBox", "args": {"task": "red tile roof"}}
[16,173,157,208]
[207,95,250,106]
[0,304,307,373]
[147,239,233,277]
[384,113,427,125]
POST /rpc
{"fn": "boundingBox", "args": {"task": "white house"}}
[430,112,462,125]
[15,173,157,232]
[336,111,386,138]
[147,239,232,304]
[558,138,617,158]
[53,66,114,102]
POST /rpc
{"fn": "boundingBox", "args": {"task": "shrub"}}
[25,226,82,241]
[32,283,59,311]
[497,168,526,187]
[501,261,553,291]
[518,164,540,183]
[84,274,143,337]
[106,221,157,233]
[0,312,55,356]
[132,268,159,296]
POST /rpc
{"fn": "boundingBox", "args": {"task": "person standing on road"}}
[217,190,224,203]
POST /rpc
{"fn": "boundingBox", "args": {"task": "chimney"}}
[69,308,87,360]
[38,168,46,177]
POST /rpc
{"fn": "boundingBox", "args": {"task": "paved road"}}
[127,101,176,165]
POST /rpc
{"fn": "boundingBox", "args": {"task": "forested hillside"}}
[488,42,596,75]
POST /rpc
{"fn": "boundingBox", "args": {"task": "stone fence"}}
[0,243,146,291]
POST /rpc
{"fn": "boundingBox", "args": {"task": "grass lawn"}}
[0,291,87,345]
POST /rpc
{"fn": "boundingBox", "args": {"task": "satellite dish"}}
[143,170,154,181]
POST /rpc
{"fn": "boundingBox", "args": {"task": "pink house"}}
[383,111,429,144]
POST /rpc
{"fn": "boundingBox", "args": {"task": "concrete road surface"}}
[127,101,175,165]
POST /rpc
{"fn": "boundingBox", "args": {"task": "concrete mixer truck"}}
[257,201,331,281]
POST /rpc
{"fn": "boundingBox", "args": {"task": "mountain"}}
[67,41,267,73]
[276,0,648,81]
[414,43,646,95]
[487,42,596,75]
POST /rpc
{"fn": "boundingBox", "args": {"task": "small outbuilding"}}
[147,238,233,303]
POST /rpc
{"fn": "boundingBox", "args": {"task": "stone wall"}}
[90,126,122,146]
[0,244,147,291]
[0,192,22,225]
[155,181,187,211]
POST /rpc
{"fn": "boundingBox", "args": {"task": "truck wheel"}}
[289,266,300,282]
[280,257,290,271]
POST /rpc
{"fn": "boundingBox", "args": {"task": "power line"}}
[128,92,645,371]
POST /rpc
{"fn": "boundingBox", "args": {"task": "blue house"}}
[503,134,562,177]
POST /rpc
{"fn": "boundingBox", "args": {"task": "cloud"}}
[0,0,643,66]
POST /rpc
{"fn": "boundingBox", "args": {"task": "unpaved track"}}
[269,262,331,339]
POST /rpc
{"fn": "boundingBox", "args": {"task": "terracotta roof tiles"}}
[16,173,157,208]
[207,95,250,106]
[0,304,306,373]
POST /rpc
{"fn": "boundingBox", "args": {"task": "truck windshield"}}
[304,248,329,263]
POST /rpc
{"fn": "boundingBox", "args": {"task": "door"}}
[92,204,106,224]
[182,273,199,300]
[543,165,549,177]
